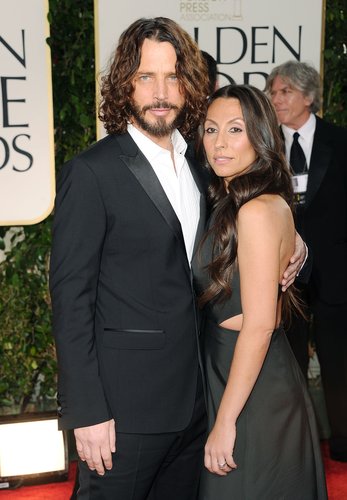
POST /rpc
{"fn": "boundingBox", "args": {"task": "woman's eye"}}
[205,127,217,134]
[229,127,242,133]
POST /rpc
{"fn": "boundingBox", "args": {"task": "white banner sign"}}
[95,0,324,138]
[0,0,55,225]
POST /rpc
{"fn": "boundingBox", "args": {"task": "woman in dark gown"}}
[192,85,327,500]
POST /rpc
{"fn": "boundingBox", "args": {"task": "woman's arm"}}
[204,196,288,475]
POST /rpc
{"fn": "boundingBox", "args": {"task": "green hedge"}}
[323,1,347,126]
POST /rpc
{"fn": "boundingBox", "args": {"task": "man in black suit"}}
[266,60,347,462]
[50,19,307,499]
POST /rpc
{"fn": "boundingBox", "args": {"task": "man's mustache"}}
[142,102,179,112]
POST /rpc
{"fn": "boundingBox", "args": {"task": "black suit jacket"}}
[49,132,207,432]
[290,116,347,305]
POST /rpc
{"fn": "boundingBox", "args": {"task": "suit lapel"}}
[116,133,188,262]
[186,143,207,257]
[193,194,207,258]
[305,117,331,207]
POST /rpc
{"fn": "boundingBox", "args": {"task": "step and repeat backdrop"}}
[1,0,324,225]
[95,0,324,138]
[0,0,54,225]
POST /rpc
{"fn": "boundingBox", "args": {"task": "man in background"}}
[200,50,236,97]
[200,50,219,96]
[266,60,347,462]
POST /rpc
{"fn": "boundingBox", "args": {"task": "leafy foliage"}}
[0,223,55,411]
[47,0,96,167]
[323,0,347,125]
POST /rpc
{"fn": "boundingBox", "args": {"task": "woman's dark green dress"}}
[192,235,328,500]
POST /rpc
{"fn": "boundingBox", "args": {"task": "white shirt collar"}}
[281,113,316,167]
[281,113,316,144]
[127,123,187,160]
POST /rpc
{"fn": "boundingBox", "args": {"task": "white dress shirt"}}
[128,123,200,263]
[281,114,315,272]
[281,113,316,169]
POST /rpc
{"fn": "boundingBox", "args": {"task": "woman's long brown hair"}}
[198,84,304,323]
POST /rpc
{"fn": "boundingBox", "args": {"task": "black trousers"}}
[77,374,207,499]
[313,300,347,461]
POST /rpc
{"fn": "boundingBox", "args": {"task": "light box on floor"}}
[0,412,68,487]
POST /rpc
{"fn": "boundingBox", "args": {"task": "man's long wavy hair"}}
[99,17,209,140]
[198,84,303,322]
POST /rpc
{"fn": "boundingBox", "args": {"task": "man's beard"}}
[129,100,185,137]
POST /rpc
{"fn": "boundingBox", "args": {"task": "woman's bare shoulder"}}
[238,194,291,223]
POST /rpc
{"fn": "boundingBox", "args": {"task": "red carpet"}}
[0,462,76,499]
[322,441,347,500]
[0,443,346,499]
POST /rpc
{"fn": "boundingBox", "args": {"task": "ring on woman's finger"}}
[217,461,227,469]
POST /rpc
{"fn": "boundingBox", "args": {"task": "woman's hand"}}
[204,420,238,476]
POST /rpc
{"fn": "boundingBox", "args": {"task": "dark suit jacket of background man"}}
[297,116,347,306]
[49,131,207,433]
[290,115,347,456]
